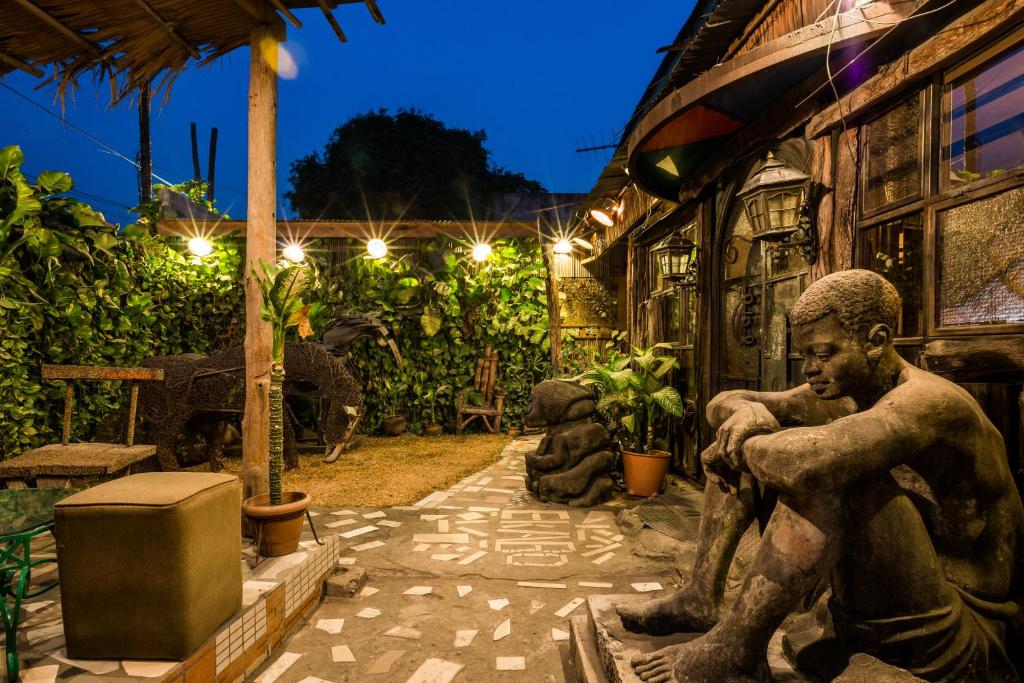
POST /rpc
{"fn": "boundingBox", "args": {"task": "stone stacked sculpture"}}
[524,379,615,507]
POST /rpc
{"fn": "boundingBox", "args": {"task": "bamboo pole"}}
[242,26,279,500]
[137,82,152,205]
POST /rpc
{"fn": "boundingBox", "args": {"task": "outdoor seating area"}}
[2,0,1023,682]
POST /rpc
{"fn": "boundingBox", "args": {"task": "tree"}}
[286,109,545,220]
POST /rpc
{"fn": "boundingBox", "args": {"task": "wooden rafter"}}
[155,219,539,239]
[316,0,348,43]
[10,0,102,55]
[268,0,303,28]
[363,0,385,24]
[232,0,270,22]
[127,0,201,59]
[0,51,43,77]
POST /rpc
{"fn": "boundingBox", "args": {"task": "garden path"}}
[250,436,681,683]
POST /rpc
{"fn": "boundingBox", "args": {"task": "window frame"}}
[853,28,1024,341]
[859,89,928,220]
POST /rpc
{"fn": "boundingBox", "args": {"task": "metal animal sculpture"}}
[138,342,361,470]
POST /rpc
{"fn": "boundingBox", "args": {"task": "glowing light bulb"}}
[367,238,388,259]
[553,239,572,255]
[188,237,213,258]
[282,243,305,263]
[471,242,492,262]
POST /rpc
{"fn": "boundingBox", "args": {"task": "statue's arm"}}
[742,390,939,495]
[708,384,853,428]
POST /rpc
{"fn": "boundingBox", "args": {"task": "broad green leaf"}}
[36,170,73,195]
[420,306,442,337]
[651,386,684,417]
[0,145,25,180]
[621,414,637,433]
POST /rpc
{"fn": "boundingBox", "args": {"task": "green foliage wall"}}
[0,146,242,457]
[311,238,551,432]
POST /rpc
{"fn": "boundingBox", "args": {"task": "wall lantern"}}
[588,198,620,227]
[653,232,699,289]
[737,152,818,264]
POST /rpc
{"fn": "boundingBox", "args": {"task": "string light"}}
[553,238,572,254]
[282,243,306,263]
[471,243,492,262]
[188,237,213,258]
[367,238,388,259]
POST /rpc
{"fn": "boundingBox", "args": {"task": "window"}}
[937,186,1024,328]
[942,40,1024,188]
[862,94,923,214]
[858,214,924,337]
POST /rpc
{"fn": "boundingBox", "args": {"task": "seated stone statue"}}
[617,270,1023,682]
[524,379,615,507]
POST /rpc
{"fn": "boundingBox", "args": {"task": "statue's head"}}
[789,269,901,400]
[524,379,596,428]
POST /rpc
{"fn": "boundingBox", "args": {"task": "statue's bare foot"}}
[632,637,770,683]
[617,588,719,636]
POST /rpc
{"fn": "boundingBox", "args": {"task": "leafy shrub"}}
[0,146,242,457]
[309,238,552,432]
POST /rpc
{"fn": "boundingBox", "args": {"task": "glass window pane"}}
[944,43,1024,187]
[938,186,1024,327]
[863,95,922,213]
[858,214,924,337]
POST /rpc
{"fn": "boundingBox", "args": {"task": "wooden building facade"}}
[579,0,1024,478]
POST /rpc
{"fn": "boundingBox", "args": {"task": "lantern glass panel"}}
[744,196,767,234]
[766,189,803,231]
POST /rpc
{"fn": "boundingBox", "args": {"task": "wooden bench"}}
[455,346,505,434]
[0,365,164,489]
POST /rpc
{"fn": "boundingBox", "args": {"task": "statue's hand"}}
[700,443,741,495]
[715,403,780,471]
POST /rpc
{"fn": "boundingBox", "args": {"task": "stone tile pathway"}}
[252,436,680,682]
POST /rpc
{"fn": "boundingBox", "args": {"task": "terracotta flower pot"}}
[424,423,443,436]
[507,427,520,436]
[242,491,311,557]
[382,415,407,436]
[622,449,670,497]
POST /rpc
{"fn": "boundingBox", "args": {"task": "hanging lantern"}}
[653,232,699,289]
[588,198,620,227]
[737,152,818,263]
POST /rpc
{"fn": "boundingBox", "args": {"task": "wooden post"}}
[538,222,563,376]
[242,26,279,500]
[137,82,152,205]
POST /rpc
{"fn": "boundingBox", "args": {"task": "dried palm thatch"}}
[0,0,385,102]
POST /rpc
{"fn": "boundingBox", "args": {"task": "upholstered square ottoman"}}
[54,472,242,660]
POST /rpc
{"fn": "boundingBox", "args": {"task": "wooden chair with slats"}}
[455,346,505,434]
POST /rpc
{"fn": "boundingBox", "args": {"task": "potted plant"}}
[578,344,684,497]
[381,378,408,436]
[422,384,449,436]
[241,261,313,556]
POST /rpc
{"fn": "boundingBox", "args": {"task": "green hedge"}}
[310,238,552,432]
[0,146,242,457]
[1,144,558,455]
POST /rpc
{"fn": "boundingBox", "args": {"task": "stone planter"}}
[382,415,407,436]
[242,491,310,556]
[622,449,670,497]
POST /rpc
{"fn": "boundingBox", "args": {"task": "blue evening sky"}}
[0,1,691,225]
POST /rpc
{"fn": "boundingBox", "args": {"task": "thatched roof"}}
[0,0,383,101]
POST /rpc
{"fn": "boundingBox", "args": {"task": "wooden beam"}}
[11,0,102,55]
[242,25,279,501]
[363,0,385,24]
[268,0,303,28]
[154,218,539,239]
[127,0,202,59]
[317,0,348,43]
[807,0,1024,138]
[41,365,164,381]
[0,51,43,77]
